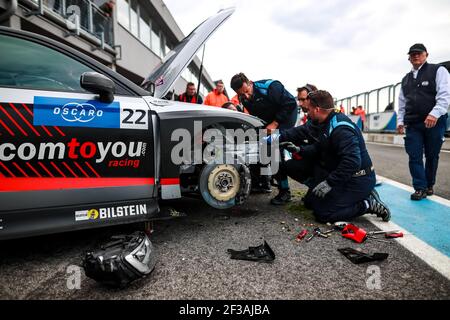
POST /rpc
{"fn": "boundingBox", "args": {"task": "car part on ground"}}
[227,240,275,262]
[83,231,156,288]
[338,247,389,264]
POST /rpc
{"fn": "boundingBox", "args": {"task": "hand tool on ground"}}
[385,232,404,238]
[305,232,316,242]
[315,227,329,238]
[306,228,328,242]
[367,230,400,236]
[341,224,367,243]
[296,230,308,241]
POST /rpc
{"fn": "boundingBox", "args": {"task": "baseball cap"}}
[408,43,427,54]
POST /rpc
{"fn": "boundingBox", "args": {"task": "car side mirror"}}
[80,72,115,103]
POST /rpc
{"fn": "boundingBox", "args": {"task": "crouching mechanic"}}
[230,73,298,193]
[299,90,391,222]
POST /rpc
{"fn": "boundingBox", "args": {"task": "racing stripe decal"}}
[160,178,180,185]
[0,177,155,191]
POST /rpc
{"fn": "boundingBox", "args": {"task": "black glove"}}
[279,141,301,153]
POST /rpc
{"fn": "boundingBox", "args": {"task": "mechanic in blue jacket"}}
[265,84,323,205]
[230,72,298,200]
[292,90,391,222]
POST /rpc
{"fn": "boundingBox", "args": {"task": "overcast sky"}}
[163,0,450,101]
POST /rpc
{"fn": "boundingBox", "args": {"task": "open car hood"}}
[142,8,235,99]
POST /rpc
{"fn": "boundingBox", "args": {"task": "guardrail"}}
[336,61,450,133]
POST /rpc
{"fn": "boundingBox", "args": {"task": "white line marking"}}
[367,141,450,153]
[365,175,450,280]
[365,216,450,280]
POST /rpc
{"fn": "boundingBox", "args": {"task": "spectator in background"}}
[204,80,229,107]
[340,104,345,114]
[354,105,366,130]
[397,43,450,200]
[297,84,317,125]
[351,106,356,115]
[178,82,203,104]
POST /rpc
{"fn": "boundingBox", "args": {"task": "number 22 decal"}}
[122,109,146,125]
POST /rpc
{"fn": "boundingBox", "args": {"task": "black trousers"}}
[303,172,376,223]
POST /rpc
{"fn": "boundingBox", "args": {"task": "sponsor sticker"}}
[74,204,148,222]
[33,96,148,130]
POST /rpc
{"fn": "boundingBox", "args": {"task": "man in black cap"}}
[398,43,450,200]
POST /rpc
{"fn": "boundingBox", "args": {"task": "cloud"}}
[163,0,450,101]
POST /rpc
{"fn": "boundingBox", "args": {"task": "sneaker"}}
[270,189,291,205]
[426,187,434,196]
[411,189,427,200]
[367,189,391,222]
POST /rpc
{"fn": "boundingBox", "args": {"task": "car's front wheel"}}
[198,163,251,209]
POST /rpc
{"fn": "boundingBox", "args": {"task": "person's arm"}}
[268,81,297,125]
[280,123,315,145]
[428,66,450,121]
[397,87,406,133]
[325,128,362,188]
[203,94,210,106]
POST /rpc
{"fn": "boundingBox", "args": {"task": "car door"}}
[0,31,157,240]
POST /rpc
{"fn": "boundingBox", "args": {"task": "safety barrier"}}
[336,61,450,134]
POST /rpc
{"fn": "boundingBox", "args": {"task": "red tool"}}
[341,224,367,243]
[385,232,404,238]
[296,230,308,241]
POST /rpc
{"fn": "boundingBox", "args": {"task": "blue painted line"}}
[375,183,450,257]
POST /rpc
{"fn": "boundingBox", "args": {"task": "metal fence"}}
[336,83,401,116]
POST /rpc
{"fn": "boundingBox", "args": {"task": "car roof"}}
[0,26,150,97]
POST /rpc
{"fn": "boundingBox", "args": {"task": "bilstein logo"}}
[75,204,147,222]
[87,209,99,220]
[54,102,103,123]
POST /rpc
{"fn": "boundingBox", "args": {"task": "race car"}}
[0,8,265,240]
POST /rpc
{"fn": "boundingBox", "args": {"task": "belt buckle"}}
[354,169,365,177]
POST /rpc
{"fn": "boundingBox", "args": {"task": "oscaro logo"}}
[53,102,103,123]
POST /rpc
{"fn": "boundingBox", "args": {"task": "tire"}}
[199,163,251,210]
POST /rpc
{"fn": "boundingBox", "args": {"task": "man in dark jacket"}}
[230,72,298,199]
[178,82,203,104]
[230,73,298,132]
[264,90,322,205]
[298,90,391,223]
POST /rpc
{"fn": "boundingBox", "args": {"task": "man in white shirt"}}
[397,43,450,200]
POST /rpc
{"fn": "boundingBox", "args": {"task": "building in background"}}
[0,0,215,98]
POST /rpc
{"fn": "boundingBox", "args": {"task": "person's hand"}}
[424,115,438,128]
[279,141,301,153]
[266,121,279,134]
[262,133,280,144]
[312,180,332,198]
[397,124,405,134]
